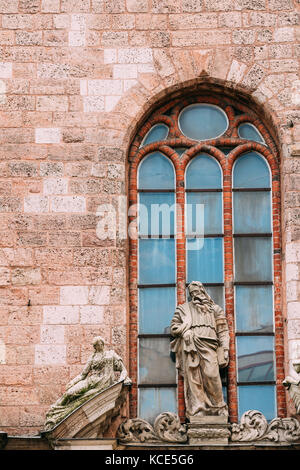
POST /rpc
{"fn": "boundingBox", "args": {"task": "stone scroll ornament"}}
[230,410,300,443]
[44,336,132,431]
[283,360,300,415]
[117,412,188,443]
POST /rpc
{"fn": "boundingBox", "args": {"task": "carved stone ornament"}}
[230,410,300,443]
[117,412,188,443]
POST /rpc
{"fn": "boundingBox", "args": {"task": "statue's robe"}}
[170,300,229,418]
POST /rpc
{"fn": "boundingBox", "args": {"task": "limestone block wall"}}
[0,0,298,435]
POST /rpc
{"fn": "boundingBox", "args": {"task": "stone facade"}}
[0,0,299,436]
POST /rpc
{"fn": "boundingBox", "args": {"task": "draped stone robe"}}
[170,299,229,418]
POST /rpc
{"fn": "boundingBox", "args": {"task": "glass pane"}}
[187,237,223,283]
[175,148,186,157]
[139,193,175,236]
[139,239,175,284]
[139,152,174,190]
[139,287,176,334]
[205,286,224,309]
[186,154,222,189]
[179,104,228,141]
[235,286,273,333]
[233,152,270,188]
[139,337,176,384]
[234,192,271,234]
[238,123,264,144]
[236,336,275,382]
[139,388,177,425]
[141,124,169,147]
[238,385,276,421]
[234,237,272,282]
[186,192,222,235]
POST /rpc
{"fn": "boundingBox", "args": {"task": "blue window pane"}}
[238,385,276,421]
[186,154,222,189]
[139,287,176,334]
[186,192,222,235]
[238,123,264,144]
[233,152,270,188]
[234,237,272,282]
[234,191,271,234]
[141,124,169,147]
[179,104,228,141]
[236,336,275,383]
[139,193,175,236]
[139,152,174,190]
[139,388,177,425]
[235,286,273,333]
[187,237,223,283]
[139,239,175,284]
[139,337,176,384]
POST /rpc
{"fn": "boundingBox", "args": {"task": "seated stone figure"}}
[44,336,132,431]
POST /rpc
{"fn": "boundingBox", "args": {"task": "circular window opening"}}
[179,104,229,141]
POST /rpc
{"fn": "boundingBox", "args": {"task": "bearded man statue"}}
[170,281,230,420]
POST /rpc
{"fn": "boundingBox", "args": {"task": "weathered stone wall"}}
[0,0,298,435]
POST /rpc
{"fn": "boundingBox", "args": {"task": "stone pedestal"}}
[187,416,231,445]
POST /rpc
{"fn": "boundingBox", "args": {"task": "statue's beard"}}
[193,295,209,304]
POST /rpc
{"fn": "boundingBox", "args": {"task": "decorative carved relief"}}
[231,410,300,443]
[117,412,187,443]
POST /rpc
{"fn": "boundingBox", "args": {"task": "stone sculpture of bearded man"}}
[170,281,230,420]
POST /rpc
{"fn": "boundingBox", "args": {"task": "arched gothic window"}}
[128,94,285,424]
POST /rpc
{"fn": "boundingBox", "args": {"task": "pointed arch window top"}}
[138,152,175,190]
[233,152,271,189]
[179,104,229,141]
[186,154,222,189]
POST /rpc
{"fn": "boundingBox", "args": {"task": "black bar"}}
[232,188,271,192]
[139,235,175,239]
[185,282,224,287]
[138,189,175,193]
[186,234,224,238]
[234,281,273,286]
[237,381,276,386]
[138,384,177,388]
[138,283,176,288]
[138,334,171,338]
[186,188,222,192]
[236,332,274,336]
[233,233,272,237]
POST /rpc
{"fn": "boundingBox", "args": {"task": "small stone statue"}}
[170,281,229,420]
[44,336,132,431]
[283,360,300,415]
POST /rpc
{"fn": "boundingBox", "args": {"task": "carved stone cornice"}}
[118,410,300,445]
[230,410,300,443]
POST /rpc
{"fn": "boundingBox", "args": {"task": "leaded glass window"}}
[129,95,284,424]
